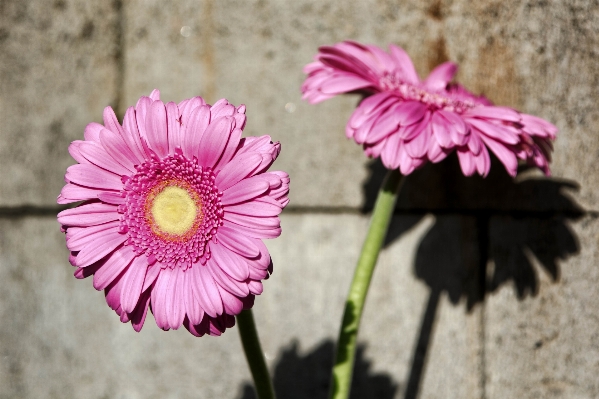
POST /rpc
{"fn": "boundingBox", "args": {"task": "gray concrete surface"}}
[1,0,598,398]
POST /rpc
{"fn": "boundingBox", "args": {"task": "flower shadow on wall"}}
[238,338,398,399]
[362,153,584,399]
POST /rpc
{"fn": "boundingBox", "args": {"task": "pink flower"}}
[302,41,557,176]
[58,90,289,337]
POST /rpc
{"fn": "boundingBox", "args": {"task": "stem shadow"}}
[362,154,584,399]
[237,339,398,399]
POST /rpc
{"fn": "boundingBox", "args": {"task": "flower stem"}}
[237,309,276,399]
[329,169,404,399]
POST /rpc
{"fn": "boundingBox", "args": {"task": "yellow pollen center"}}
[150,186,198,236]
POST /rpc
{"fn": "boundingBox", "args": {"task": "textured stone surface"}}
[211,0,598,211]
[0,217,252,399]
[0,214,484,399]
[2,0,599,398]
[444,0,599,212]
[0,0,121,207]
[121,0,214,110]
[485,215,599,399]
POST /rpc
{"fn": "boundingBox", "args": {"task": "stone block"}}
[0,213,485,398]
[121,0,214,110]
[3,0,597,213]
[0,0,121,207]
[444,0,599,212]
[118,0,440,208]
[484,215,599,398]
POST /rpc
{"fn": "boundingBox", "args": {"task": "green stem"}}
[329,169,404,399]
[237,309,276,399]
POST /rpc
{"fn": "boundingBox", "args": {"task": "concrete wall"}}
[1,1,598,398]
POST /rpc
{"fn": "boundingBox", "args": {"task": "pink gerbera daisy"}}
[302,41,557,176]
[58,90,289,337]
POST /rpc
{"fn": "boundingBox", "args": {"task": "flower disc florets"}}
[122,149,224,269]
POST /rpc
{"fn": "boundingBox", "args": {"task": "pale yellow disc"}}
[150,186,198,236]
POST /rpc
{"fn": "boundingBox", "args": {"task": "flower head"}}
[58,90,289,337]
[302,41,557,176]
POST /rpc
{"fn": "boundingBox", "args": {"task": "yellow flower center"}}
[145,181,202,240]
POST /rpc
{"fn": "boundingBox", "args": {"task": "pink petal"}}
[216,226,260,258]
[388,44,420,84]
[348,92,396,129]
[68,141,88,164]
[225,200,283,217]
[431,112,453,148]
[380,133,402,170]
[437,110,469,146]
[479,135,518,176]
[122,106,148,162]
[182,105,211,159]
[145,100,169,158]
[166,268,186,329]
[400,111,431,140]
[210,242,250,281]
[142,263,160,292]
[134,96,152,142]
[467,118,519,145]
[192,265,223,318]
[97,191,126,205]
[183,271,204,325]
[457,149,476,176]
[319,74,372,94]
[354,112,381,144]
[210,99,235,118]
[221,176,270,206]
[465,106,521,122]
[74,231,126,267]
[103,106,125,136]
[404,123,431,158]
[466,131,483,155]
[215,152,263,191]
[65,164,122,191]
[99,128,139,173]
[149,89,160,101]
[84,122,104,142]
[397,145,414,175]
[93,246,136,290]
[475,147,491,177]
[318,43,378,76]
[131,289,151,332]
[105,277,124,312]
[58,203,119,227]
[166,102,182,154]
[222,219,282,240]
[424,62,458,91]
[120,256,148,313]
[197,116,234,168]
[363,137,388,159]
[151,267,171,330]
[225,212,280,231]
[207,257,250,297]
[214,127,243,170]
[218,288,244,315]
[248,280,263,295]
[66,220,120,252]
[236,135,273,156]
[366,44,397,72]
[58,183,99,204]
[74,142,125,178]
[427,138,450,163]
[178,97,206,127]
[396,101,428,126]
